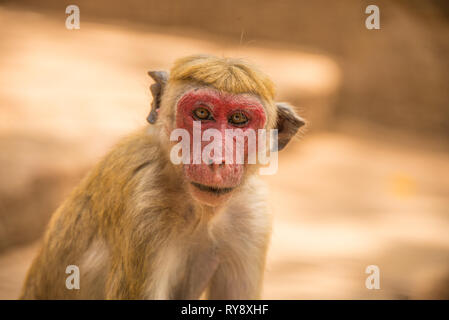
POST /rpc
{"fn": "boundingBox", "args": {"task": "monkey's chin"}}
[189,182,234,207]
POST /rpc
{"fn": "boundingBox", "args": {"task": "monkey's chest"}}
[169,242,220,299]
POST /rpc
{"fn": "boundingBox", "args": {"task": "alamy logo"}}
[169,121,279,175]
[65,265,80,290]
[365,265,381,289]
[365,5,380,30]
[65,5,80,30]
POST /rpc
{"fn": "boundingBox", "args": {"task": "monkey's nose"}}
[207,159,225,171]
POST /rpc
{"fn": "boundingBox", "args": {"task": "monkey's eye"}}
[193,107,212,120]
[229,111,249,126]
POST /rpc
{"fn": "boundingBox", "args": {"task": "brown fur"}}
[20,55,302,299]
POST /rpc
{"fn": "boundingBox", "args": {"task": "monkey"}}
[20,54,305,300]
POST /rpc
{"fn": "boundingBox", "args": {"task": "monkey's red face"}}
[175,88,267,206]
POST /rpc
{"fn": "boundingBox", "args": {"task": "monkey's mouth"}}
[190,182,234,195]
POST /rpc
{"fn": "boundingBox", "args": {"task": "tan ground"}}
[0,7,448,299]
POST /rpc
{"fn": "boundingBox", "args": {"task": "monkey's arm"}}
[206,239,270,300]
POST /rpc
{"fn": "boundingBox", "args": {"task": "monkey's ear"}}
[147,70,169,124]
[274,102,305,151]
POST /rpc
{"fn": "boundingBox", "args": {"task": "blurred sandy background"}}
[0,0,449,299]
